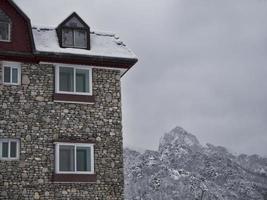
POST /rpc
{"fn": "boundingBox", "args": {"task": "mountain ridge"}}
[124,126,267,200]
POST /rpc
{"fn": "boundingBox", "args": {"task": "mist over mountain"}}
[124,127,267,200]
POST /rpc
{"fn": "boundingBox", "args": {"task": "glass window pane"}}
[4,66,11,83]
[59,145,75,172]
[62,29,74,47]
[76,69,89,93]
[2,142,9,158]
[74,30,87,48]
[12,68,18,83]
[77,147,91,171]
[59,67,74,92]
[0,22,9,41]
[10,141,17,158]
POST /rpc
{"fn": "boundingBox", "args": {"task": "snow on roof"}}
[32,26,137,60]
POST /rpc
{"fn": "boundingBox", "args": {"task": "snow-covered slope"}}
[124,127,267,200]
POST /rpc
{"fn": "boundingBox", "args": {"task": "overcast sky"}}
[15,0,267,156]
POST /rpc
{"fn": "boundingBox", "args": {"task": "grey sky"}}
[15,0,267,156]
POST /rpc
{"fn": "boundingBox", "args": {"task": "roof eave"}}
[0,51,137,71]
[34,51,138,69]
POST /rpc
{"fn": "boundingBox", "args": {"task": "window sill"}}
[2,82,20,86]
[54,93,95,104]
[53,173,97,183]
[0,40,11,43]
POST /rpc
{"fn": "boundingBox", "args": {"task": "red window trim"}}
[54,93,95,103]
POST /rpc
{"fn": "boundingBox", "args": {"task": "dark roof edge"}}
[34,51,138,69]
[0,51,138,70]
[8,0,36,51]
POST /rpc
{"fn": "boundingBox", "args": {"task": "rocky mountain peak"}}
[159,126,200,152]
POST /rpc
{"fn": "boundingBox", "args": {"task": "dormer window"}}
[62,28,87,48]
[0,9,11,42]
[57,12,90,50]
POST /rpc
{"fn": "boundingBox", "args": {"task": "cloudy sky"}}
[15,0,267,156]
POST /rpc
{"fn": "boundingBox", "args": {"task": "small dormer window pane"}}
[62,28,87,49]
[74,30,87,48]
[62,29,74,47]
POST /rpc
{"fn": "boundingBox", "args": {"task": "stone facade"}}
[0,63,124,199]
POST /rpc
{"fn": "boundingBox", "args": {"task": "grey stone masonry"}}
[0,63,124,199]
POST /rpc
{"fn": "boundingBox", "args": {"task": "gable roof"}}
[57,12,90,29]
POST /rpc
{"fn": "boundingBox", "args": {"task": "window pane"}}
[74,30,87,48]
[77,147,91,171]
[59,145,75,171]
[10,141,17,158]
[12,68,18,83]
[2,142,9,158]
[0,22,9,41]
[62,29,74,47]
[4,67,11,83]
[76,69,89,93]
[59,67,74,92]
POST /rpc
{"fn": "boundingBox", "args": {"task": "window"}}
[0,21,10,42]
[56,13,90,50]
[0,139,19,160]
[1,62,21,85]
[55,143,94,174]
[0,9,11,42]
[55,65,92,95]
[62,28,87,48]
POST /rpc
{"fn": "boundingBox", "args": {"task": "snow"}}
[32,26,137,59]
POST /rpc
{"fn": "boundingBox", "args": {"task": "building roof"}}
[0,0,138,72]
[32,26,137,60]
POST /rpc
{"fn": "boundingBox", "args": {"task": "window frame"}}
[0,21,11,42]
[0,139,20,160]
[55,142,95,175]
[55,64,93,96]
[62,28,87,49]
[1,61,21,85]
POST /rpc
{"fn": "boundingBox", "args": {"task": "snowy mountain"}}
[124,127,267,200]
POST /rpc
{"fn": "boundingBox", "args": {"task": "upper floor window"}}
[55,142,94,174]
[0,9,11,42]
[56,12,90,50]
[0,139,19,160]
[1,61,21,85]
[55,65,92,96]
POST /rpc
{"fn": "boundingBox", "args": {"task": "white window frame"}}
[55,142,95,175]
[55,64,93,96]
[0,139,20,160]
[1,61,21,85]
[0,21,11,42]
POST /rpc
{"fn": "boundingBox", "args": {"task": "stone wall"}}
[0,63,124,199]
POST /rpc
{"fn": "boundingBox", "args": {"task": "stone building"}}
[0,0,137,199]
